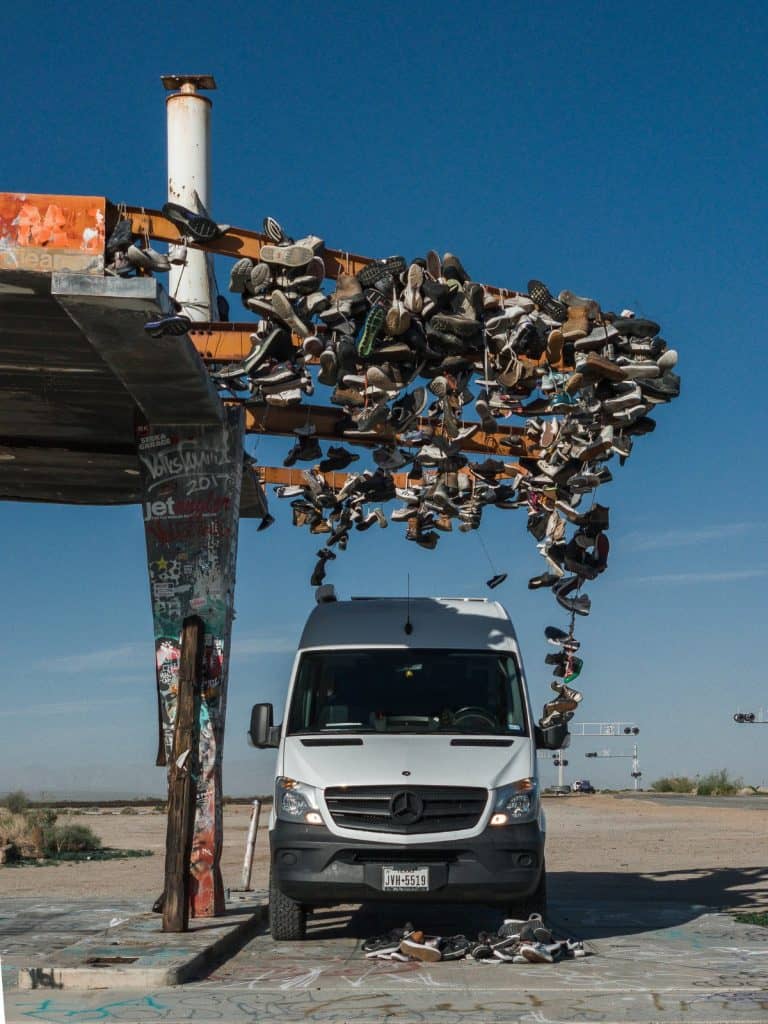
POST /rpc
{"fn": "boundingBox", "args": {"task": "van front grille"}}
[324,786,487,834]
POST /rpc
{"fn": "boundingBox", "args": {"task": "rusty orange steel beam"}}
[239,402,535,457]
[258,464,523,490]
[121,204,524,297]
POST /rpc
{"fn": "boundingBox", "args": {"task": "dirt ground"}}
[1,795,766,908]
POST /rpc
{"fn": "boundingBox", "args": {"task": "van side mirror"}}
[248,703,281,749]
[535,721,571,750]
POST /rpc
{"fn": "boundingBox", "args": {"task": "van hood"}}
[282,733,534,791]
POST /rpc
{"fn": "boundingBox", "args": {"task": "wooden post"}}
[162,615,203,932]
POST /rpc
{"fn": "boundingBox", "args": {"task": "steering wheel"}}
[452,706,498,731]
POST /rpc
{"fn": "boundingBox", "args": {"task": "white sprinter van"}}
[249,596,569,940]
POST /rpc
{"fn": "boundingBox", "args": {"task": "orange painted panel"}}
[0,193,105,273]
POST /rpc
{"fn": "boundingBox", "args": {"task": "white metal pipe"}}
[241,799,261,891]
[166,84,213,321]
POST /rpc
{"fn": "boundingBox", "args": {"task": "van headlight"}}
[275,777,323,825]
[490,779,539,825]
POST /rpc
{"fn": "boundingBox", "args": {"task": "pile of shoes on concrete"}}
[362,915,588,964]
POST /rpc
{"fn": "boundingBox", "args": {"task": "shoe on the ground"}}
[469,937,494,960]
[400,932,442,962]
[562,938,587,958]
[438,934,470,961]
[362,922,415,957]
[519,914,553,944]
[519,941,555,963]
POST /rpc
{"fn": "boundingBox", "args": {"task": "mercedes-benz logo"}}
[390,790,423,825]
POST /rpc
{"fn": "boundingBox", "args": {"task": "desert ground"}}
[2,793,766,908]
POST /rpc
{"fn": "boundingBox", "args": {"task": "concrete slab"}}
[1,892,266,991]
[6,897,768,1021]
[52,274,223,426]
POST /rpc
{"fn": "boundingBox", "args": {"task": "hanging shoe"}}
[357,306,386,357]
[262,215,292,244]
[106,218,134,256]
[162,202,229,243]
[527,280,567,322]
[144,313,191,337]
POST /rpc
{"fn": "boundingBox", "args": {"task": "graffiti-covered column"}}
[139,405,243,918]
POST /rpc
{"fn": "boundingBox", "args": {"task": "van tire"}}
[514,861,547,917]
[269,870,307,941]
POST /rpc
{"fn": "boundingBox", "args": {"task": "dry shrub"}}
[0,811,44,857]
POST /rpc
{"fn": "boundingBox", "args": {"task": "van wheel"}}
[515,861,547,918]
[269,870,307,941]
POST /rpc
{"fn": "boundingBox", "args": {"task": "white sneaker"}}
[265,388,302,407]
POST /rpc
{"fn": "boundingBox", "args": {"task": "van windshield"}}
[287,649,528,735]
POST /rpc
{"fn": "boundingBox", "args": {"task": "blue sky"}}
[1,0,767,796]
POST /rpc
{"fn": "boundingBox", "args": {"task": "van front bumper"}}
[270,820,544,907]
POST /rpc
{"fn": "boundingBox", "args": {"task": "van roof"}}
[299,597,520,652]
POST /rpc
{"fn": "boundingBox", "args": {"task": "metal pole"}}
[558,751,565,790]
[163,74,216,321]
[633,744,640,791]
[241,799,261,891]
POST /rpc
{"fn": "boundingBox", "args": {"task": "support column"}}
[139,405,243,917]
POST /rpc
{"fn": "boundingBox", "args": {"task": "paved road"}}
[5,894,768,1022]
[613,793,768,811]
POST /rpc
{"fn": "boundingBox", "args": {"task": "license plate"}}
[382,866,430,891]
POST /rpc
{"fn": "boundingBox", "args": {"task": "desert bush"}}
[1,810,101,859]
[651,776,696,793]
[26,808,57,828]
[0,811,46,857]
[0,812,31,849]
[695,769,743,796]
[44,824,102,855]
[4,790,29,814]
[119,806,138,815]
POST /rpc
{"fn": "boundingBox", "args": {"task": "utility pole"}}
[585,743,643,791]
[554,722,639,791]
